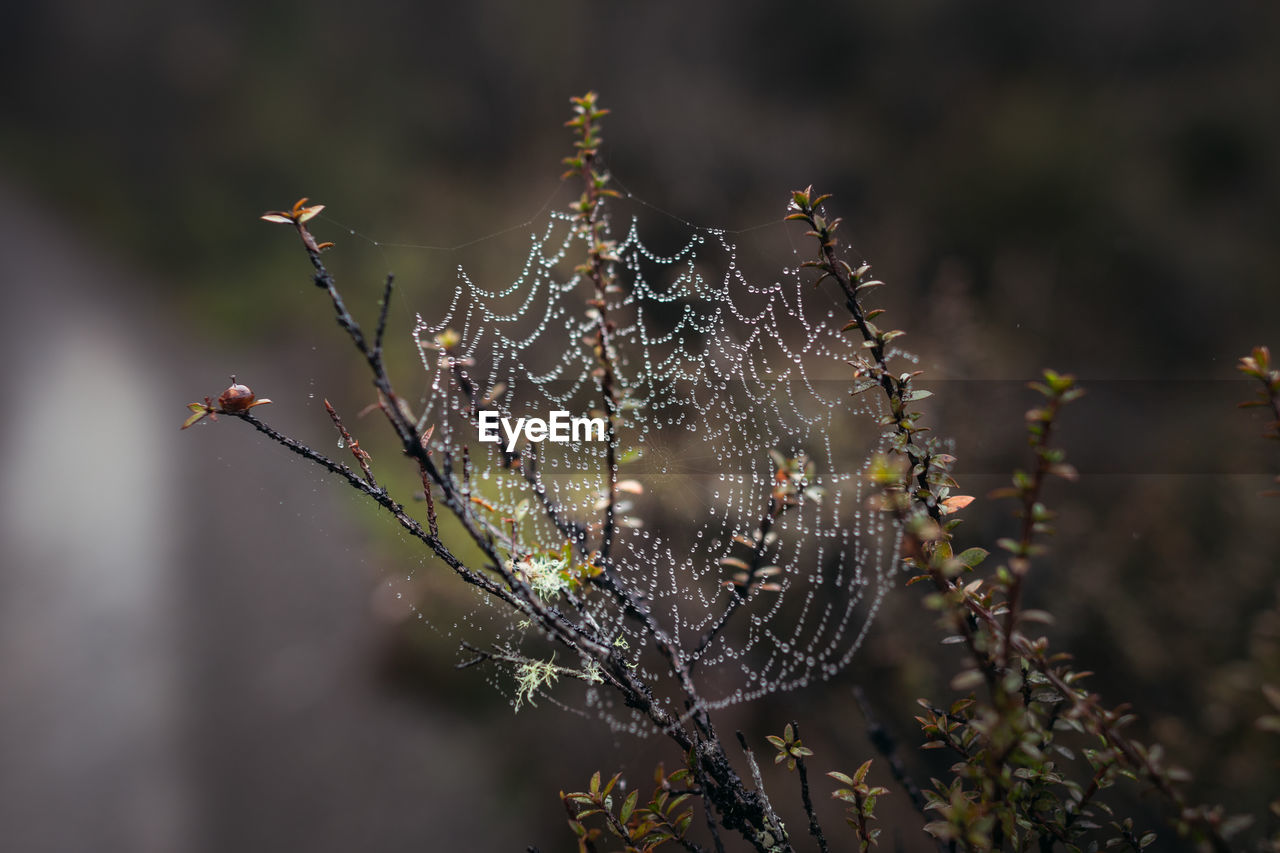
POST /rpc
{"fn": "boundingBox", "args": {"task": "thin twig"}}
[690,493,779,668]
[446,363,590,549]
[790,722,830,853]
[735,732,791,851]
[323,398,377,487]
[305,248,617,664]
[691,758,728,853]
[252,262,612,666]
[420,467,439,538]
[522,449,590,547]
[373,273,394,359]
[230,410,517,606]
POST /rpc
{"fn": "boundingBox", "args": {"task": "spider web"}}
[385,192,905,729]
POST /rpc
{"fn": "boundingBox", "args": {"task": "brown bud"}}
[217,375,271,413]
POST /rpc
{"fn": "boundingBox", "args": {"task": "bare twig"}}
[373,273,394,358]
[419,467,439,538]
[735,732,791,851]
[230,410,521,606]
[694,767,728,853]
[323,398,377,487]
[790,722,830,853]
[442,358,590,549]
[690,492,779,668]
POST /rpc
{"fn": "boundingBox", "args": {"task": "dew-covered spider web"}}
[356,190,908,731]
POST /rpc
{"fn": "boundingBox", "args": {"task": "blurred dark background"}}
[2,1,1279,850]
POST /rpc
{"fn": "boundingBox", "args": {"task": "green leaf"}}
[602,772,621,797]
[620,789,638,824]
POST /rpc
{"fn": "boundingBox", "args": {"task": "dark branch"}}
[373,273,394,358]
[790,722,830,853]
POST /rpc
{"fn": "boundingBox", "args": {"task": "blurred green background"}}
[2,1,1279,850]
